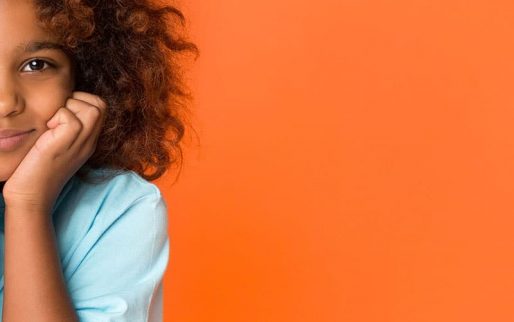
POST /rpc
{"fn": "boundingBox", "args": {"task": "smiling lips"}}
[0,129,34,151]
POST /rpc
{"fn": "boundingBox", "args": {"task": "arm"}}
[0,91,107,321]
[2,92,107,322]
[2,207,78,322]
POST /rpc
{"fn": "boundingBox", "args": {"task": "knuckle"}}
[74,124,83,134]
[58,106,71,118]
[71,118,83,131]
[98,97,107,109]
[95,96,107,109]
[70,91,107,109]
[87,106,101,118]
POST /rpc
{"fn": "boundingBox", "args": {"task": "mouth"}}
[0,129,35,152]
[0,128,34,139]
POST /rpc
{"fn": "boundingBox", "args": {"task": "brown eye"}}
[22,59,50,72]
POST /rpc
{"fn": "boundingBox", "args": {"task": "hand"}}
[2,91,107,214]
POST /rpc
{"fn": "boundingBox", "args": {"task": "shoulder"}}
[53,168,168,265]
[55,169,170,316]
[60,168,166,218]
[73,168,163,206]
[58,167,167,227]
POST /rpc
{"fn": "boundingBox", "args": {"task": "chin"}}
[0,154,23,182]
[0,135,37,183]
[0,167,14,182]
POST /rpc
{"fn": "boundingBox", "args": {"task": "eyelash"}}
[21,59,55,73]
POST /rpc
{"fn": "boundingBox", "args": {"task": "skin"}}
[0,0,107,320]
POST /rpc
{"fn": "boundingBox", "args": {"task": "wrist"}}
[4,201,52,218]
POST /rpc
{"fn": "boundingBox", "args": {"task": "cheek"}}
[22,79,72,126]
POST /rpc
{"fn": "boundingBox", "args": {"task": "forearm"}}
[2,207,78,322]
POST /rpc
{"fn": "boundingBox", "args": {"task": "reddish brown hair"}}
[33,0,199,183]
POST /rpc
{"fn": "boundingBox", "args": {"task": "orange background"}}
[155,0,514,321]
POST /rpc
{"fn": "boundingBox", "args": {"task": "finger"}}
[43,107,83,153]
[72,91,108,112]
[64,98,103,149]
[70,92,107,139]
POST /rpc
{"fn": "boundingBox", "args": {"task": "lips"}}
[0,129,34,152]
[0,129,33,139]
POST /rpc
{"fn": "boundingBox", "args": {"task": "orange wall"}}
[155,1,514,321]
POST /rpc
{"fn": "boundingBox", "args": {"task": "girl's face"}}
[0,0,73,182]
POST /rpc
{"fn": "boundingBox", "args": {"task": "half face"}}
[0,0,74,182]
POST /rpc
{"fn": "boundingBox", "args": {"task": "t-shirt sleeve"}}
[65,191,169,322]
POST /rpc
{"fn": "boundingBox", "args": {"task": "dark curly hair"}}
[33,0,199,184]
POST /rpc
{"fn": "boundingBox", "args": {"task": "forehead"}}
[0,0,56,51]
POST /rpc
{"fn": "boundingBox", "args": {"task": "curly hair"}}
[33,0,199,184]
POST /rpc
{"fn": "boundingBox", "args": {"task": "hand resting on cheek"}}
[2,91,107,214]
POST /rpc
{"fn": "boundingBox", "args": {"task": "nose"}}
[0,74,22,118]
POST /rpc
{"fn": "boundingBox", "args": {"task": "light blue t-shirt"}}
[0,168,170,321]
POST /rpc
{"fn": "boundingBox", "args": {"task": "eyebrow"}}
[16,41,64,53]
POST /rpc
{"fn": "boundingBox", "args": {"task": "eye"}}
[21,59,52,72]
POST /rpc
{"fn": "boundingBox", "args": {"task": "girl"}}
[0,0,197,321]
